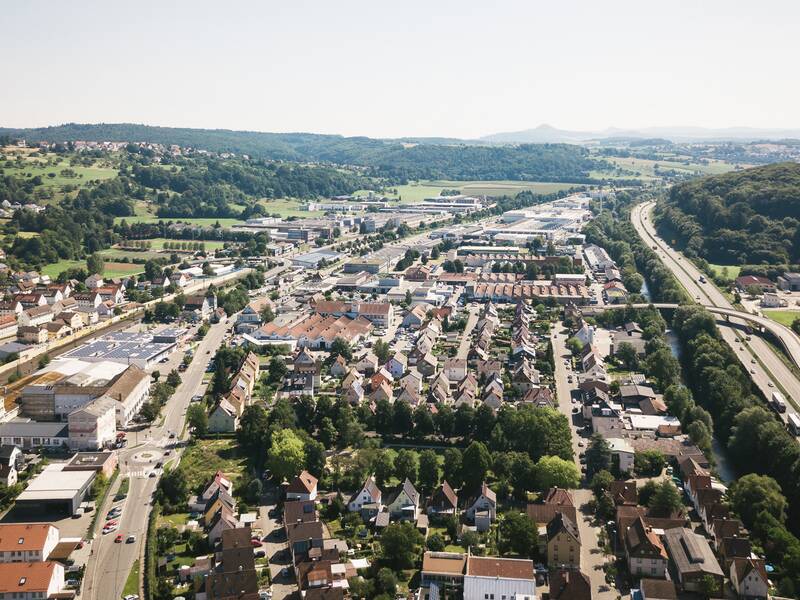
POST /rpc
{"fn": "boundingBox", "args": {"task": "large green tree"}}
[267,429,306,483]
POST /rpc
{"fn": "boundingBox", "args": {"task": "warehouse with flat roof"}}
[60,331,175,369]
[16,463,95,516]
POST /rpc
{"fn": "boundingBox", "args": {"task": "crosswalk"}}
[125,468,159,479]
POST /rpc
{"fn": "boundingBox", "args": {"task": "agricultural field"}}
[599,156,739,179]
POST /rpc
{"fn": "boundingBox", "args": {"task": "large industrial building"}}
[15,463,95,516]
[19,359,149,427]
[60,331,175,369]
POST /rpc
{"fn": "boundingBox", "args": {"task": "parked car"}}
[127,535,136,543]
[115,534,123,543]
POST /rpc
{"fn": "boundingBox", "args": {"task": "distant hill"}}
[0,123,605,183]
[658,161,800,265]
[482,124,800,144]
[481,124,597,144]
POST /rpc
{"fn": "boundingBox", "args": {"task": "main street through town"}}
[632,201,800,424]
[83,316,234,600]
[550,326,616,600]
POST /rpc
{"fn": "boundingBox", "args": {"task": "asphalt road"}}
[83,317,233,600]
[550,327,617,600]
[632,201,800,426]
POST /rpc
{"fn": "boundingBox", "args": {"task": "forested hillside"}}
[0,123,608,182]
[657,162,800,264]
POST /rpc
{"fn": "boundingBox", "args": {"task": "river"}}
[665,328,737,482]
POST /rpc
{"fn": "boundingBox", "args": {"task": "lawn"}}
[114,216,244,227]
[122,559,140,598]
[258,198,325,218]
[99,248,163,261]
[708,263,741,279]
[159,512,190,528]
[180,438,247,491]
[141,238,228,251]
[763,310,800,327]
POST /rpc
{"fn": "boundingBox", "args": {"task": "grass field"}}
[355,179,577,204]
[113,215,244,227]
[100,248,163,261]
[130,238,228,251]
[0,160,118,187]
[16,231,40,239]
[602,156,739,179]
[180,438,247,491]
[258,198,325,218]
[763,310,800,327]
[40,259,145,279]
[122,559,140,598]
[708,263,741,279]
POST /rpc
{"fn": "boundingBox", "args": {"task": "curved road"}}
[630,201,800,425]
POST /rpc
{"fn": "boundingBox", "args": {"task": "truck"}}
[771,391,787,413]
[788,413,800,436]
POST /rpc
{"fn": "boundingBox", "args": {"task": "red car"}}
[106,520,118,526]
[114,534,123,543]
[250,539,262,547]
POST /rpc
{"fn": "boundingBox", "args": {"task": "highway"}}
[630,201,800,426]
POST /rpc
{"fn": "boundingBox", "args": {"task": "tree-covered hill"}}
[657,162,800,264]
[0,123,608,183]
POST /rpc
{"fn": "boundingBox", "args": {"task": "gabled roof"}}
[609,480,638,506]
[550,569,591,600]
[639,578,677,600]
[546,511,580,544]
[349,475,381,505]
[0,524,56,552]
[732,557,768,585]
[543,487,574,507]
[625,516,667,560]
[385,478,420,507]
[430,480,458,510]
[286,470,318,494]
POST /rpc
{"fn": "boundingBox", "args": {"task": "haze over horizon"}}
[4,0,800,139]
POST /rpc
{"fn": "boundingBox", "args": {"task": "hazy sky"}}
[3,0,799,138]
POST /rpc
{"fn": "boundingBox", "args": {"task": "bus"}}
[788,413,800,436]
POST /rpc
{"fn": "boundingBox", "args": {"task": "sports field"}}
[355,179,577,203]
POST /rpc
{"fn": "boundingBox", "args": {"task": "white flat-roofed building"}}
[16,463,95,516]
[463,555,536,600]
